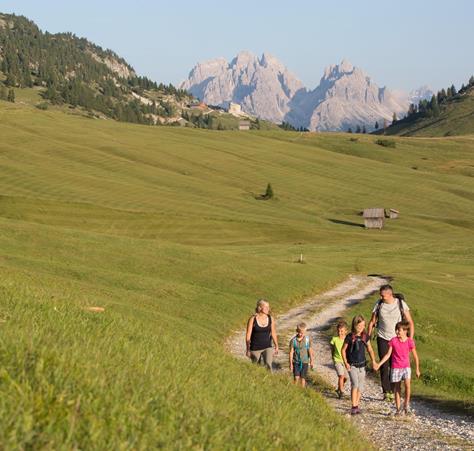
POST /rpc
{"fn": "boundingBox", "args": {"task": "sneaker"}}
[336,389,343,399]
[391,409,402,417]
[404,406,413,416]
[350,407,358,415]
[355,407,362,414]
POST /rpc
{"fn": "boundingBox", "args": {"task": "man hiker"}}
[367,284,415,401]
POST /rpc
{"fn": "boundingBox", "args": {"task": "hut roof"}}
[390,209,400,214]
[363,208,385,219]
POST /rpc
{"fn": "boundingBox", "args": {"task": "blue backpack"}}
[292,336,311,370]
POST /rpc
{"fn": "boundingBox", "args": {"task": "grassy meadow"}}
[0,97,473,448]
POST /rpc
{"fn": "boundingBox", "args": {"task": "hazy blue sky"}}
[2,0,473,92]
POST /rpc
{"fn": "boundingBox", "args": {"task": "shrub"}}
[375,139,396,148]
[36,102,49,110]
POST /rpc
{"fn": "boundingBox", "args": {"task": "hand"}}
[290,364,294,372]
[274,346,279,356]
[310,361,314,370]
[246,350,251,358]
[345,363,351,371]
[416,369,421,379]
[373,363,379,371]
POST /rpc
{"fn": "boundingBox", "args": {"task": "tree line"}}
[0,13,189,125]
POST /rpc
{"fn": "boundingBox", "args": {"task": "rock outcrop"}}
[182,53,431,131]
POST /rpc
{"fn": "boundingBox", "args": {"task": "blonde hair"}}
[255,299,270,314]
[296,322,307,331]
[351,315,366,334]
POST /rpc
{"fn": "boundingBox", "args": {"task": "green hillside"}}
[0,97,473,448]
[382,84,474,137]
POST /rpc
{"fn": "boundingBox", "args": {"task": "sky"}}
[2,0,474,92]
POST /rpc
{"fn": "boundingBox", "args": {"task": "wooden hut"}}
[389,209,399,219]
[363,208,385,229]
[239,120,251,131]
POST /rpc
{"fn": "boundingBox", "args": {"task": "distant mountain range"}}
[181,52,433,131]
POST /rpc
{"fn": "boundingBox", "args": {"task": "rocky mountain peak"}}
[182,52,414,131]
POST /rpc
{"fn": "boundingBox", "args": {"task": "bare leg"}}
[294,376,300,385]
[338,375,345,392]
[404,378,411,411]
[394,382,402,411]
[351,388,359,407]
[301,378,306,388]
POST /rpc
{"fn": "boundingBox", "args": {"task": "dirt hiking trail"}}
[227,275,473,450]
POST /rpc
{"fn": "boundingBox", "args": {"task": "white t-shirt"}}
[372,299,409,341]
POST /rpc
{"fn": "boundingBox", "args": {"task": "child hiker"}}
[330,320,349,398]
[289,322,314,387]
[374,321,420,415]
[342,315,376,415]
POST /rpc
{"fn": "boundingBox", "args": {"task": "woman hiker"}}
[367,284,415,401]
[246,299,279,371]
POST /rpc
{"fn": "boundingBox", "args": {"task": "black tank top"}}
[250,315,272,351]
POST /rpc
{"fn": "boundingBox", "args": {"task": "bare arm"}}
[374,345,392,370]
[404,309,415,339]
[367,312,377,339]
[245,316,254,357]
[366,341,377,367]
[289,341,294,370]
[342,343,350,370]
[411,348,421,378]
[310,341,315,368]
[271,318,279,355]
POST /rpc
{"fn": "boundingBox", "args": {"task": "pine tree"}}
[430,95,440,117]
[374,121,379,130]
[356,125,361,133]
[348,127,353,133]
[7,88,15,103]
[451,84,457,96]
[362,125,367,134]
[469,76,474,86]
[392,112,397,124]
[0,85,7,101]
[264,183,274,199]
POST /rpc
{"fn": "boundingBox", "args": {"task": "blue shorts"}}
[293,363,309,379]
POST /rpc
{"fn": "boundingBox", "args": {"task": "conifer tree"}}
[362,125,367,134]
[265,183,274,199]
[451,84,457,96]
[430,95,440,117]
[374,121,379,130]
[0,85,7,101]
[7,88,15,103]
[392,112,397,124]
[348,127,353,133]
[356,125,361,133]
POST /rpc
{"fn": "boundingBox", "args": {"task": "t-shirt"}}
[344,333,369,366]
[330,336,345,364]
[389,337,415,368]
[372,299,410,341]
[291,336,311,364]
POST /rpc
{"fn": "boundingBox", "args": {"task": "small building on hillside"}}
[363,208,385,229]
[389,208,399,219]
[239,120,251,131]
[228,102,246,117]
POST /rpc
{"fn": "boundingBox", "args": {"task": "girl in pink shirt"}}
[374,321,421,415]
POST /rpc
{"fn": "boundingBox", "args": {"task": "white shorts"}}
[391,367,411,383]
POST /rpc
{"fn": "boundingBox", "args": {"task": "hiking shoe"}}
[355,407,362,414]
[391,409,402,417]
[350,407,358,415]
[336,389,343,399]
[404,406,413,416]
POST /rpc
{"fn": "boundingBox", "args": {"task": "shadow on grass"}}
[328,218,364,228]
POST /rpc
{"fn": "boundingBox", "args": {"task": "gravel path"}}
[227,275,474,450]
